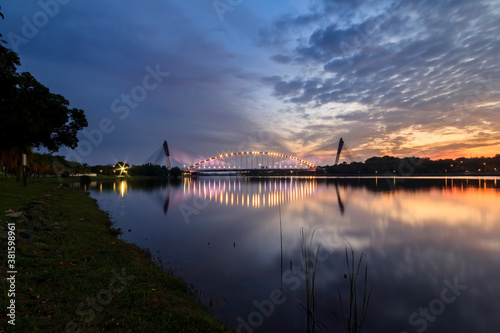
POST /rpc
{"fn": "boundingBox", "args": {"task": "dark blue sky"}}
[2,0,500,166]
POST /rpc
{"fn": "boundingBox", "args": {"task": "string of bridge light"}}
[187,151,316,170]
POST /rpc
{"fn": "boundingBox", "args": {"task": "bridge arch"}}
[187,151,316,171]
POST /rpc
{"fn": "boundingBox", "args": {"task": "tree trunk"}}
[23,164,27,187]
[17,149,27,186]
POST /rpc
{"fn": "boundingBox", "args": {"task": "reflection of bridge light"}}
[183,178,317,208]
[120,181,127,197]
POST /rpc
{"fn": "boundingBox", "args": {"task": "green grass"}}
[0,177,60,213]
[0,177,233,332]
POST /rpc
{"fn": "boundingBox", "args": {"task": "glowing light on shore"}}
[115,162,129,176]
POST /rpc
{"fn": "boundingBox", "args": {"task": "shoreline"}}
[0,178,233,332]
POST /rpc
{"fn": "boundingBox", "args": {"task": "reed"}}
[333,241,371,333]
[298,227,324,332]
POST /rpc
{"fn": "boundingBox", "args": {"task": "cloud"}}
[2,1,282,164]
[258,0,500,158]
[3,0,499,164]
[270,54,292,64]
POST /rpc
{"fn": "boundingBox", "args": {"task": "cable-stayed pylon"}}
[144,140,173,169]
[334,138,344,165]
[334,138,361,165]
[162,140,172,169]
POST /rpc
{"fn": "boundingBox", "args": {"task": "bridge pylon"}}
[163,140,173,169]
[334,138,361,165]
[335,138,344,165]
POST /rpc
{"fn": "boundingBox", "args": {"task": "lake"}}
[83,176,500,332]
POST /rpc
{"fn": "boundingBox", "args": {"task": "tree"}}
[0,18,20,123]
[0,12,87,184]
[169,167,183,178]
[1,72,87,151]
[0,11,22,177]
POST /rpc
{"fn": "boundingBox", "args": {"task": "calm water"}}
[84,176,500,332]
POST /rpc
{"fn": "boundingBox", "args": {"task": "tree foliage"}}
[0,11,87,181]
[0,61,88,153]
[169,166,183,178]
[30,153,72,176]
[324,155,500,175]
[127,163,169,177]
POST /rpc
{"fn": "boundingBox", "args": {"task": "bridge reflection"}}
[182,177,317,208]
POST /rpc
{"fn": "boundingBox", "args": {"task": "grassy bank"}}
[0,178,233,332]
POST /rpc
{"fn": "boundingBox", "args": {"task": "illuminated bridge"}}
[148,140,357,172]
[186,151,316,172]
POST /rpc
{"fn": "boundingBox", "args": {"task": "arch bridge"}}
[187,151,316,172]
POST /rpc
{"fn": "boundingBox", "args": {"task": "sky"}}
[1,0,500,166]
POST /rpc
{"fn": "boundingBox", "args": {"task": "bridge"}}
[147,138,355,172]
[186,151,316,172]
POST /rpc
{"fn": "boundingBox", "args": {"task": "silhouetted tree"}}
[0,12,87,184]
[169,167,183,178]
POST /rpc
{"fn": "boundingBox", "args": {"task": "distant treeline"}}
[0,152,181,178]
[323,155,500,175]
[91,163,182,178]
[126,163,168,177]
[0,151,82,177]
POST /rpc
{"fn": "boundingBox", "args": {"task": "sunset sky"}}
[2,0,500,166]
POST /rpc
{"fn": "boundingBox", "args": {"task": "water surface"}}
[85,176,500,332]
